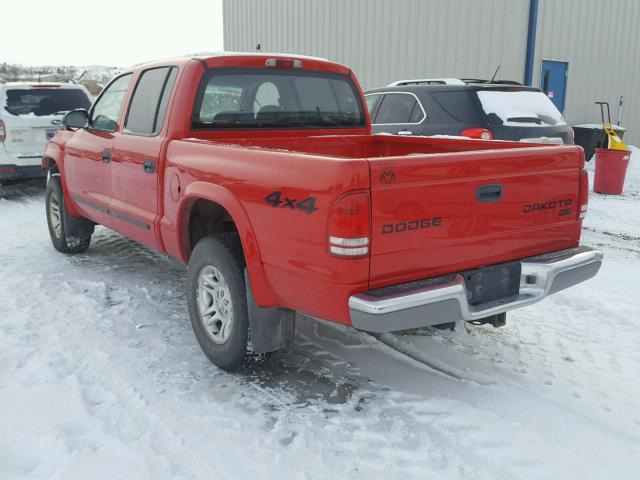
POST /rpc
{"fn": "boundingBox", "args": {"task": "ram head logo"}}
[380,169,396,185]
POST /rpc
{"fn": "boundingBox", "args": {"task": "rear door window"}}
[155,68,178,132]
[125,67,176,135]
[4,88,91,116]
[374,92,425,124]
[90,74,132,132]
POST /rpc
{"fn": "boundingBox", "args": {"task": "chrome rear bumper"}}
[349,246,603,333]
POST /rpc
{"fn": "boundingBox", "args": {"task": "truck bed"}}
[192,133,545,158]
[181,133,585,290]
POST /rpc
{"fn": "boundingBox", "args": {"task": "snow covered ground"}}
[1,149,639,480]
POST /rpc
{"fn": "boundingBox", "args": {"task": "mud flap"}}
[244,270,295,353]
[64,212,95,238]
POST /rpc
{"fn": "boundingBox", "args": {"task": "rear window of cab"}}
[192,68,366,130]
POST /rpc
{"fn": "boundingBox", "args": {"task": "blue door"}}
[541,60,568,112]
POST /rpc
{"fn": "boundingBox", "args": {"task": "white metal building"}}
[222,0,640,143]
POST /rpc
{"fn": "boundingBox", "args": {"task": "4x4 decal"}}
[264,191,318,214]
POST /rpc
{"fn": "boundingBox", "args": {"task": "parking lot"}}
[1,149,638,479]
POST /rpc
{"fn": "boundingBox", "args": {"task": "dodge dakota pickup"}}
[43,53,602,371]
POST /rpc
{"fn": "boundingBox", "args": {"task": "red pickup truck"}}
[43,53,602,371]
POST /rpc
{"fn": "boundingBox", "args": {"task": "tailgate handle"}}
[477,184,503,202]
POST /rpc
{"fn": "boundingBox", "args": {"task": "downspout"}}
[524,0,539,86]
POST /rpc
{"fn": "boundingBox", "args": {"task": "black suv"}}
[365,79,573,144]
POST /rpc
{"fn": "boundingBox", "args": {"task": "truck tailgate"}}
[368,145,583,288]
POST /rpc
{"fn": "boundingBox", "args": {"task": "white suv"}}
[0,82,92,184]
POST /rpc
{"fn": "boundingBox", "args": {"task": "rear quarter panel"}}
[162,139,371,323]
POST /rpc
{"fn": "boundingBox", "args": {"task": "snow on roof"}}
[0,81,84,89]
[574,123,626,130]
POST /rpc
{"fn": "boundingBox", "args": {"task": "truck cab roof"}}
[124,52,345,76]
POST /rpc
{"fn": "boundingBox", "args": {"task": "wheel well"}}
[188,199,240,250]
[42,157,58,172]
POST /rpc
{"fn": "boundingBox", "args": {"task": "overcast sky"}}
[3,0,224,67]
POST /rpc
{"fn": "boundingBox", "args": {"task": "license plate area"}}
[463,261,521,306]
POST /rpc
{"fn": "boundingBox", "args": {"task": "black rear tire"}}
[187,234,251,371]
[46,175,92,254]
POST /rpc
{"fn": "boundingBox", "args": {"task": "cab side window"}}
[125,67,177,135]
[90,74,132,132]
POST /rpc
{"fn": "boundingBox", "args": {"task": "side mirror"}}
[63,109,89,129]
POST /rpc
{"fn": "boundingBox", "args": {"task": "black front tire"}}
[187,234,251,372]
[46,175,92,254]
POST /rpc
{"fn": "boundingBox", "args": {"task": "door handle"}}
[476,184,503,202]
[143,160,156,173]
[102,151,111,163]
[397,130,413,135]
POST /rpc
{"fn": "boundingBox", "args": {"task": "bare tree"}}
[0,63,22,81]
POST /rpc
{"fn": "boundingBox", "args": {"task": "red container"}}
[593,148,631,194]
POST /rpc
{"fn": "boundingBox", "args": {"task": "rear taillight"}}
[460,128,493,140]
[578,168,589,219]
[0,120,6,143]
[328,192,370,258]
